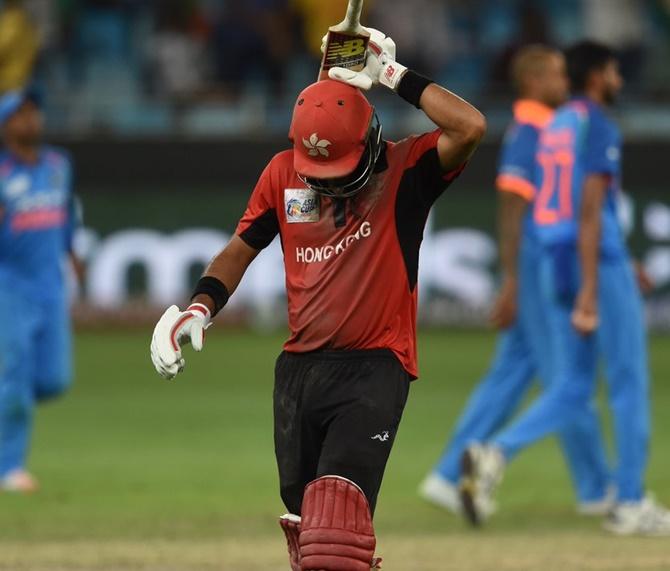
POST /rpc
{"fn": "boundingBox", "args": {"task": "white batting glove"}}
[150,303,211,380]
[324,28,408,91]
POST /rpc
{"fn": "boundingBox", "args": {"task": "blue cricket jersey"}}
[533,97,626,258]
[0,147,76,299]
[496,99,555,245]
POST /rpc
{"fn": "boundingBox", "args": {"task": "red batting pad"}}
[300,476,377,571]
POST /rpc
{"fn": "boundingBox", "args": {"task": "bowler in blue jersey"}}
[460,42,670,536]
[420,45,609,518]
[0,90,81,493]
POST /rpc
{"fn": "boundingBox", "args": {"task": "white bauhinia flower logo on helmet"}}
[303,133,332,158]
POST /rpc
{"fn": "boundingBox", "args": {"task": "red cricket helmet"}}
[289,80,382,198]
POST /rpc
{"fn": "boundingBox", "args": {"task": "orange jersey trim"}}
[496,174,536,201]
[513,99,554,129]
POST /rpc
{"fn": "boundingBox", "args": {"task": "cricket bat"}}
[319,0,370,81]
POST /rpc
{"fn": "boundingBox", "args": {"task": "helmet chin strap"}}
[299,114,383,199]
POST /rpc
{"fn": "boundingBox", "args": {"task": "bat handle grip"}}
[343,0,365,29]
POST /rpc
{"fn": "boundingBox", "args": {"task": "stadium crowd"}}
[0,0,669,133]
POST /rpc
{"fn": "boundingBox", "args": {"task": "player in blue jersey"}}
[419,45,611,519]
[0,90,81,493]
[460,42,670,536]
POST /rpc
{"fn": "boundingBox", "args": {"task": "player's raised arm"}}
[420,85,487,171]
[327,28,486,171]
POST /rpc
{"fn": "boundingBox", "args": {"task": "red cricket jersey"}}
[235,129,465,379]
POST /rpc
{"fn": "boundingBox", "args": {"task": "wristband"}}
[191,276,230,317]
[395,70,434,109]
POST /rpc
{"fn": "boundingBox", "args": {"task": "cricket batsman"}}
[420,45,612,518]
[151,28,486,570]
[460,41,670,536]
[0,89,80,493]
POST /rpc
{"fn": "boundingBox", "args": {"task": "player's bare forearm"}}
[420,84,487,171]
[633,259,654,294]
[578,176,607,295]
[192,235,259,313]
[490,192,527,329]
[69,252,86,284]
[498,192,528,283]
[573,178,604,334]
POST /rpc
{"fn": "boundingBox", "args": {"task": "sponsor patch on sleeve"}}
[284,188,320,223]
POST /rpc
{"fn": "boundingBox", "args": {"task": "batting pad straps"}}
[279,514,302,571]
[300,476,380,571]
[191,276,230,317]
[396,69,434,109]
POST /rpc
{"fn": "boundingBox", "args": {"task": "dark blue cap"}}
[0,88,42,125]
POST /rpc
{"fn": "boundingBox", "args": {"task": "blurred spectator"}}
[210,1,293,98]
[77,0,130,62]
[652,0,670,43]
[583,0,648,82]
[489,0,553,91]
[146,1,207,100]
[60,0,134,88]
[23,0,58,51]
[0,0,39,92]
[647,0,670,96]
[368,0,450,76]
[656,0,670,23]
[292,0,373,61]
[0,0,665,134]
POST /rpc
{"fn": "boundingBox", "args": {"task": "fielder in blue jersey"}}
[461,41,670,536]
[0,89,81,493]
[420,46,610,518]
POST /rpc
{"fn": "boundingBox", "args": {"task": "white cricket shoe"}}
[577,486,617,517]
[0,469,39,494]
[459,444,505,526]
[604,496,670,536]
[418,472,462,515]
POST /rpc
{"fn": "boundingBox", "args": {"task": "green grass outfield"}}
[1,330,669,570]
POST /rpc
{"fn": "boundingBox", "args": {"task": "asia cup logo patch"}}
[284,188,320,223]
